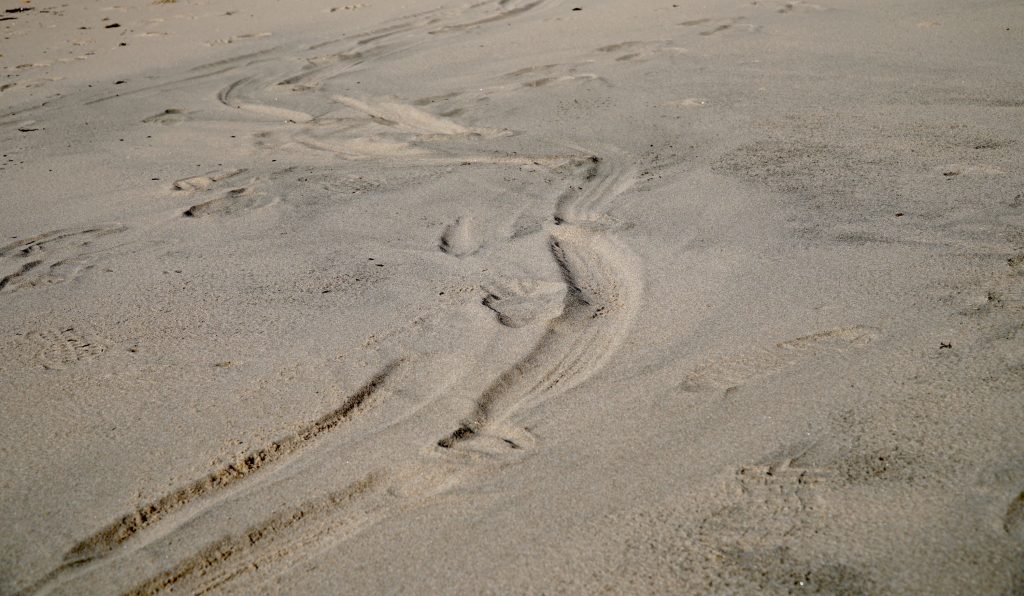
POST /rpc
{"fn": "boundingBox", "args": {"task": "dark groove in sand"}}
[55,361,401,572]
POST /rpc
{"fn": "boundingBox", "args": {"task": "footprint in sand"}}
[439,216,480,257]
[20,327,110,370]
[482,279,566,328]
[183,186,275,218]
[0,225,127,293]
[679,326,879,392]
[172,168,247,191]
[1005,490,1024,539]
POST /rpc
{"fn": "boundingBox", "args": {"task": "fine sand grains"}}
[1,0,1023,593]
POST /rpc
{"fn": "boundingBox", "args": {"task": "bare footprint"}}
[172,168,247,191]
[439,216,480,257]
[183,187,275,218]
[0,225,127,293]
[482,279,566,328]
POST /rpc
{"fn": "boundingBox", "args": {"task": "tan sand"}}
[1,0,1023,593]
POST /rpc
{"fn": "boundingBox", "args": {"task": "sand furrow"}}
[125,474,384,596]
[439,226,641,450]
[24,362,402,594]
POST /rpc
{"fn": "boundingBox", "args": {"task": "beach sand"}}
[1,0,1023,593]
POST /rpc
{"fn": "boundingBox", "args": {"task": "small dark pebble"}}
[115,80,126,84]
[572,6,582,10]
[939,342,952,349]
[895,212,904,217]
[105,22,120,28]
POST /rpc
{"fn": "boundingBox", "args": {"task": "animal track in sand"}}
[183,186,276,218]
[439,216,480,258]
[0,224,127,293]
[678,326,879,392]
[57,362,401,576]
[483,279,567,328]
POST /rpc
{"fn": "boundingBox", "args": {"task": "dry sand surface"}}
[2,0,1023,593]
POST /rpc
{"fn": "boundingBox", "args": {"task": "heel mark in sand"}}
[439,216,479,257]
[1005,490,1024,538]
[483,279,567,328]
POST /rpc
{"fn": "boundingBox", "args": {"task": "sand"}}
[1,0,1022,593]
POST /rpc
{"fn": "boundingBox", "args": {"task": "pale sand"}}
[1,0,1023,593]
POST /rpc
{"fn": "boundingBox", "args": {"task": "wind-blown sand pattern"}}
[2,0,1023,593]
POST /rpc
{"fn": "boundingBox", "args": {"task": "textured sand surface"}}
[2,0,1023,593]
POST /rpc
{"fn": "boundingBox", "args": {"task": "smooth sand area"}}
[2,0,1023,593]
